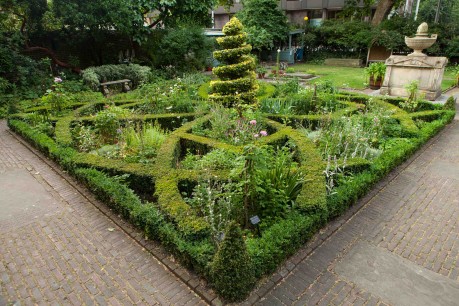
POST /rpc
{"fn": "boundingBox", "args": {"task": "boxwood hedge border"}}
[7,94,456,302]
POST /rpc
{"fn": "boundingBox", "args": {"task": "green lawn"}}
[292,63,367,90]
[285,63,457,92]
[442,69,457,91]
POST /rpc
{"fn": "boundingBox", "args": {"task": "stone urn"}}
[405,22,437,57]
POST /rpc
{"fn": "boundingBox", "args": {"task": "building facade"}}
[211,0,365,29]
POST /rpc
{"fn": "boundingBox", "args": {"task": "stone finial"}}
[416,22,429,36]
[405,22,437,56]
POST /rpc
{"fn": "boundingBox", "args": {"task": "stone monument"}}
[380,22,448,101]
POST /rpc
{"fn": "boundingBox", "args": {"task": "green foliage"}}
[229,145,304,226]
[40,78,71,114]
[82,64,151,90]
[400,81,420,112]
[237,0,289,51]
[443,96,457,111]
[152,26,212,73]
[181,149,239,170]
[210,222,255,302]
[307,111,383,159]
[0,43,52,99]
[74,168,152,219]
[121,123,168,163]
[192,107,267,145]
[122,75,209,114]
[364,62,386,80]
[259,98,295,115]
[136,0,216,29]
[209,17,258,109]
[372,16,416,50]
[340,0,375,19]
[94,105,129,143]
[303,20,372,60]
[247,212,321,278]
[184,179,239,244]
[53,0,146,39]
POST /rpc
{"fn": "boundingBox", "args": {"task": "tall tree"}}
[237,0,289,51]
[137,0,217,29]
[371,0,402,26]
[0,0,82,72]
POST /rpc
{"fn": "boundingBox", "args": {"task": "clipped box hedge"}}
[8,94,456,302]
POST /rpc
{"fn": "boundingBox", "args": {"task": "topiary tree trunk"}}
[210,221,255,302]
[209,17,258,113]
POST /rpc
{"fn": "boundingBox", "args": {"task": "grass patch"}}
[442,69,457,91]
[290,63,367,89]
[290,63,456,91]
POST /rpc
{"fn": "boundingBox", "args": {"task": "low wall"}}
[324,58,363,67]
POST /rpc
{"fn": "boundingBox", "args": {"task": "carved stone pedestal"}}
[380,55,447,101]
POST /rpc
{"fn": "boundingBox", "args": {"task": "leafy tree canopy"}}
[339,0,375,20]
[237,0,289,51]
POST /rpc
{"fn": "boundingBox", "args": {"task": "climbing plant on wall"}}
[209,17,258,112]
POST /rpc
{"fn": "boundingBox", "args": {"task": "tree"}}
[340,0,375,20]
[372,0,399,26]
[210,221,255,302]
[418,0,459,25]
[155,26,212,72]
[0,0,83,72]
[209,17,258,111]
[136,0,217,29]
[237,0,289,51]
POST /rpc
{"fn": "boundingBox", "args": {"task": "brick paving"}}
[0,120,207,305]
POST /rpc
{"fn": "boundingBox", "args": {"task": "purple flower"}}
[116,128,122,134]
[249,119,257,125]
[54,77,62,83]
[253,134,260,138]
[260,130,268,137]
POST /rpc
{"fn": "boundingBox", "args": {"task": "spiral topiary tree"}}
[209,17,258,111]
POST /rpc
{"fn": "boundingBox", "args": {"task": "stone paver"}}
[0,120,207,305]
[247,94,459,305]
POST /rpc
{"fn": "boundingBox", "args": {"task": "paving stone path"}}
[1,91,458,306]
[0,120,206,305]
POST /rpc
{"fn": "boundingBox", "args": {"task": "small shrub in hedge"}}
[443,96,456,111]
[74,168,147,219]
[210,221,255,302]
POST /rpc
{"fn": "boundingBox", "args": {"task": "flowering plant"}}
[201,108,268,145]
[41,76,70,114]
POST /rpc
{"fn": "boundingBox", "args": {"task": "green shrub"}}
[210,222,255,302]
[443,96,456,111]
[82,64,151,90]
[247,212,321,278]
[157,26,213,72]
[75,168,147,219]
[94,106,129,143]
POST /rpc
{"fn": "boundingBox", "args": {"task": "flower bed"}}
[8,77,455,302]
